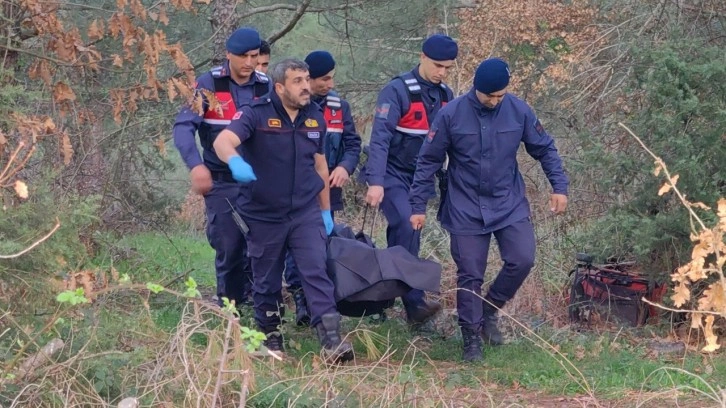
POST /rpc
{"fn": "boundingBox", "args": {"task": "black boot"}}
[262,330,284,354]
[461,326,483,362]
[481,299,504,346]
[406,300,442,324]
[292,288,311,327]
[315,313,354,363]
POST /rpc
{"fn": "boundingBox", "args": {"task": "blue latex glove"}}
[321,210,334,235]
[228,155,257,183]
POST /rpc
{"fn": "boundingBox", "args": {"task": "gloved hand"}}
[228,155,257,183]
[321,210,334,235]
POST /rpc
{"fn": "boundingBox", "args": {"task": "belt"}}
[210,172,235,183]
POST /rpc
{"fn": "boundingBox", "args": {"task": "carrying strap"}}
[360,204,379,243]
[212,73,269,104]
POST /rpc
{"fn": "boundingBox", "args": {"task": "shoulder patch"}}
[534,119,545,136]
[375,103,390,119]
[232,111,243,120]
[426,127,437,143]
[210,66,225,78]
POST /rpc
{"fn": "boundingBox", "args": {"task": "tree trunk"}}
[211,0,241,66]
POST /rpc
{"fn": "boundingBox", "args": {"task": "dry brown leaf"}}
[166,79,177,102]
[61,131,73,165]
[653,161,662,176]
[156,137,166,157]
[14,180,28,199]
[0,130,6,147]
[690,202,710,210]
[88,19,104,41]
[52,82,76,103]
[698,282,726,314]
[702,315,721,353]
[158,5,169,25]
[112,54,123,67]
[671,281,690,307]
[130,0,147,21]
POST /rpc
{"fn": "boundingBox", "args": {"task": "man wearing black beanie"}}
[360,34,458,324]
[409,58,569,362]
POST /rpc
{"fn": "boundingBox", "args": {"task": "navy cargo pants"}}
[379,184,428,314]
[204,177,252,307]
[245,205,337,331]
[450,217,536,329]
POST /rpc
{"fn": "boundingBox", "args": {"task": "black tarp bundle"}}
[327,223,441,317]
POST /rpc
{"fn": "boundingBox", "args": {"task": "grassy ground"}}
[1,229,724,407]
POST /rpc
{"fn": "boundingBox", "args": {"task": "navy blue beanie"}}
[226,28,261,55]
[422,34,458,61]
[474,58,511,94]
[305,50,336,79]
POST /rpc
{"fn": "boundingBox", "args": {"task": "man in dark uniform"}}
[361,34,458,323]
[409,58,569,361]
[213,58,354,362]
[284,50,362,326]
[172,27,270,309]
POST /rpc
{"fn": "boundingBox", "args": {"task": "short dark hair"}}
[269,58,308,85]
[259,40,271,56]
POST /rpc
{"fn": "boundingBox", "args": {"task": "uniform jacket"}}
[172,61,271,174]
[225,92,328,222]
[315,91,361,211]
[363,66,453,189]
[410,89,569,234]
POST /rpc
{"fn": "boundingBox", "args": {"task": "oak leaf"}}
[53,82,76,103]
[88,20,104,41]
[671,281,690,307]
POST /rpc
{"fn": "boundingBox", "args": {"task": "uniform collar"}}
[270,92,314,123]
[222,60,260,87]
[467,88,499,114]
[412,65,439,89]
[311,94,326,107]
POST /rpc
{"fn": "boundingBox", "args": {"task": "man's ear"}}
[274,82,284,94]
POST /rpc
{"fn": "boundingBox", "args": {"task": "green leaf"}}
[146,282,164,294]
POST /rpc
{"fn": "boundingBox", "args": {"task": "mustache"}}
[300,90,310,96]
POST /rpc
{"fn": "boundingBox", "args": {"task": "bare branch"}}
[0,218,61,259]
[238,1,365,21]
[267,0,313,45]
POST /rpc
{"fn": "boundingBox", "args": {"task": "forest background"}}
[1,0,724,406]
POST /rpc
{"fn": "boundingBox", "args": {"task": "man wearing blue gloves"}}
[284,50,362,326]
[172,27,270,310]
[213,58,353,362]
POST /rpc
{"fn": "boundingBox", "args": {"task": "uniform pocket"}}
[246,239,264,258]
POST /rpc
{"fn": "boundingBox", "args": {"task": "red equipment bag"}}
[568,253,667,326]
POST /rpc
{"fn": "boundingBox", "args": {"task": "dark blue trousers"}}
[379,184,427,313]
[245,206,336,330]
[203,180,252,307]
[450,217,536,328]
[283,212,335,290]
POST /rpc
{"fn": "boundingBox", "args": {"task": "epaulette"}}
[210,66,227,78]
[254,71,269,83]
